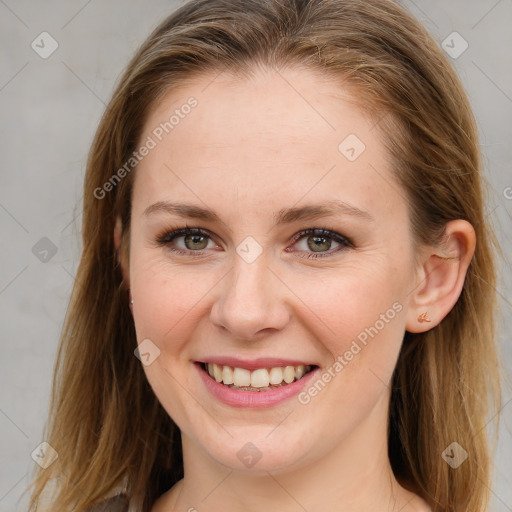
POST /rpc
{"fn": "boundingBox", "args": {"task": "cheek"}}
[129,252,221,352]
[129,255,218,427]
[289,275,406,451]
[292,259,406,347]
[288,260,408,414]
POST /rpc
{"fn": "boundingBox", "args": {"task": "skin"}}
[115,64,475,512]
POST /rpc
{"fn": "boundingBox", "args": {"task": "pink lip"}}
[197,356,314,371]
[195,362,320,409]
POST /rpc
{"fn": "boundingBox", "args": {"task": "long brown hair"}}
[28,0,502,510]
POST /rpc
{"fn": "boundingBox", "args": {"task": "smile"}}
[202,362,315,391]
[195,360,320,408]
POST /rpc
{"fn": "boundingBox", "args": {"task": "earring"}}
[128,291,133,310]
[417,311,431,323]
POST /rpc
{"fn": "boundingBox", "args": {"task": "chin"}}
[191,421,320,475]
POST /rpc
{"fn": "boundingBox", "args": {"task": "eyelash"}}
[156,224,354,260]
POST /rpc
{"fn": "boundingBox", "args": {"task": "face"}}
[126,65,419,475]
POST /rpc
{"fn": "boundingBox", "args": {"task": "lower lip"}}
[195,362,320,408]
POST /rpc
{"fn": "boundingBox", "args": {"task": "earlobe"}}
[405,220,476,333]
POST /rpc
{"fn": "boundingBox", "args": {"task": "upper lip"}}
[196,357,317,371]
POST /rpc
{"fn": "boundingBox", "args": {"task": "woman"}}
[28,0,502,510]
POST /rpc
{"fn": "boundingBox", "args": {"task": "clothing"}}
[85,478,137,512]
[86,493,130,511]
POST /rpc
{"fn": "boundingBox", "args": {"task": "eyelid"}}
[156,227,220,252]
[157,226,211,244]
[289,228,353,247]
[156,225,353,257]
[286,228,353,259]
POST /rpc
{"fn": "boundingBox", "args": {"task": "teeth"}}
[233,367,251,387]
[213,363,223,382]
[269,367,283,385]
[222,365,234,385]
[250,369,269,388]
[295,365,306,379]
[204,363,312,390]
[283,366,295,383]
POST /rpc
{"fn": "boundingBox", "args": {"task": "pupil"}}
[309,236,330,252]
[187,234,207,249]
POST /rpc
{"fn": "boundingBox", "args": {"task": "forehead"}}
[132,65,403,224]
[145,65,375,153]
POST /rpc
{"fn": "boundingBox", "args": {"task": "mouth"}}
[197,361,318,392]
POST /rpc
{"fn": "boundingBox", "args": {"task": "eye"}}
[287,228,353,259]
[156,226,353,259]
[156,226,218,256]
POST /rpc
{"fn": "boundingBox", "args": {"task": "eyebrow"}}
[143,199,374,225]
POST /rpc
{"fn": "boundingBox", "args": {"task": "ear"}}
[405,219,476,333]
[114,216,130,289]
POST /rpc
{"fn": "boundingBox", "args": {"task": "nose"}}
[210,252,291,341]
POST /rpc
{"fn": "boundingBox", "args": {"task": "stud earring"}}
[417,311,431,323]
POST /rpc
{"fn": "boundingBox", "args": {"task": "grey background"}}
[0,0,510,510]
